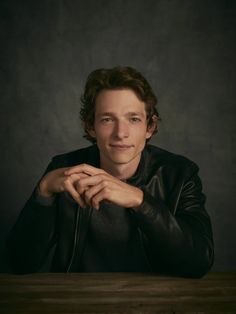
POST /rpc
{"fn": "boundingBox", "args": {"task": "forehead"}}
[95,89,146,114]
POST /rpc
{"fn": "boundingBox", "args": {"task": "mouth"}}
[109,144,133,150]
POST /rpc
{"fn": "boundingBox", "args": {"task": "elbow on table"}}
[182,245,214,278]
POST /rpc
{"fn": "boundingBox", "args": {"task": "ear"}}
[88,127,96,139]
[146,115,158,139]
[145,128,154,140]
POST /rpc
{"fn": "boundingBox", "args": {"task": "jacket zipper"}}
[66,206,80,272]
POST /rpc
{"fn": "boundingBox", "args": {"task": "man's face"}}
[88,89,153,169]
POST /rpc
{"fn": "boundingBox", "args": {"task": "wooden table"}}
[0,272,236,313]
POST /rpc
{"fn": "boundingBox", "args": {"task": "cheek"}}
[133,131,146,147]
[133,129,149,143]
[95,127,112,140]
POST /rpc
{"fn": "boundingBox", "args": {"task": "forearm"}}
[132,190,214,277]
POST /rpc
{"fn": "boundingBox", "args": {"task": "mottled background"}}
[0,0,235,272]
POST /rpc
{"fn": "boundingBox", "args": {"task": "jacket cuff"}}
[131,188,167,222]
[33,186,56,207]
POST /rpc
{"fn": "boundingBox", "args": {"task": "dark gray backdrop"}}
[1,0,235,272]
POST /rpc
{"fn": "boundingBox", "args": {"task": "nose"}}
[113,120,129,139]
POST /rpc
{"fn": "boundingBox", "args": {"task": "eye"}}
[100,117,114,124]
[130,117,142,123]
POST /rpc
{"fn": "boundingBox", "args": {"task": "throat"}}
[100,156,141,180]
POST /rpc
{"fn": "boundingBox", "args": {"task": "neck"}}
[100,155,141,180]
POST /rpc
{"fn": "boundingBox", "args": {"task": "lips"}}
[109,144,133,149]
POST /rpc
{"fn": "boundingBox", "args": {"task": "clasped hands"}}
[39,164,143,210]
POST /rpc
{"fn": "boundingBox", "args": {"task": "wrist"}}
[132,188,144,209]
[39,179,54,198]
[35,185,56,206]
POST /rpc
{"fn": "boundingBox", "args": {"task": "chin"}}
[110,157,131,164]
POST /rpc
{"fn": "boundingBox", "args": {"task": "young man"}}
[6,66,214,277]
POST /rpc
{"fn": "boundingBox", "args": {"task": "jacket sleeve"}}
[5,160,59,274]
[132,163,214,278]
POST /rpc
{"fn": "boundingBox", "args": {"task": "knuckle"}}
[63,179,70,188]
[65,177,71,183]
[101,180,108,188]
[77,185,84,194]
[103,187,110,196]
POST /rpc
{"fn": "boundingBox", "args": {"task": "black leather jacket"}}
[6,145,214,277]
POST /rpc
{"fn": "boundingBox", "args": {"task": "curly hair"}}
[80,66,160,143]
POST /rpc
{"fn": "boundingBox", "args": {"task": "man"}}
[6,66,214,277]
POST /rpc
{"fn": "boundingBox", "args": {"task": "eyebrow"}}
[97,112,145,117]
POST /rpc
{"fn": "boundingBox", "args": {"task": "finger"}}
[75,174,105,194]
[64,163,105,176]
[83,182,108,208]
[76,173,90,179]
[63,177,86,208]
[90,186,112,210]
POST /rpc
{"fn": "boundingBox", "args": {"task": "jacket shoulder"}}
[49,145,99,170]
[145,145,199,174]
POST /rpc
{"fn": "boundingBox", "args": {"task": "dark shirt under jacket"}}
[80,202,149,272]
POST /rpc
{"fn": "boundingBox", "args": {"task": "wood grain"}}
[0,272,236,313]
